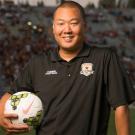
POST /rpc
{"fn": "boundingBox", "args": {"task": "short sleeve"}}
[0,89,5,98]
[10,58,35,94]
[105,49,135,108]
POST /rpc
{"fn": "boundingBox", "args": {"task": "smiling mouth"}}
[63,36,74,42]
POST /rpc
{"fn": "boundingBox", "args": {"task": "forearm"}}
[115,105,130,135]
[0,93,11,116]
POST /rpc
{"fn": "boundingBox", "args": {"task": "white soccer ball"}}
[4,91,44,128]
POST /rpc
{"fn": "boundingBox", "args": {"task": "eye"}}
[70,22,79,26]
[57,22,64,26]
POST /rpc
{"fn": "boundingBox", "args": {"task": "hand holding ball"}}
[4,91,44,129]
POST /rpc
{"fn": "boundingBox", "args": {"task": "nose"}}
[63,23,72,34]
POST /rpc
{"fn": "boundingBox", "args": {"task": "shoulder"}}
[86,44,117,59]
[90,45,115,54]
[30,48,55,63]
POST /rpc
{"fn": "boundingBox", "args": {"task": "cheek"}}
[73,27,84,35]
[53,29,62,42]
[53,29,59,36]
[53,27,63,36]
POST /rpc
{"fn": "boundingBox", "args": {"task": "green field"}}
[0,109,135,135]
[107,108,135,135]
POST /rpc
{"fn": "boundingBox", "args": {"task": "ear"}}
[52,23,55,34]
[52,23,54,29]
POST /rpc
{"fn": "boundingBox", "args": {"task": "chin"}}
[61,44,81,52]
[56,39,83,51]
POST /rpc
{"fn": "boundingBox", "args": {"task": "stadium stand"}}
[0,3,135,96]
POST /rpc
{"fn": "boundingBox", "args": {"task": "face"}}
[53,7,86,52]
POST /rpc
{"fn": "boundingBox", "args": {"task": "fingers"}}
[4,113,18,119]
[1,114,30,134]
[6,124,30,134]
[6,129,30,135]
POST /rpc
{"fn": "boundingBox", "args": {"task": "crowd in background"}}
[0,2,135,94]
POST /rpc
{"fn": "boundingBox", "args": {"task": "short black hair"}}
[53,1,86,22]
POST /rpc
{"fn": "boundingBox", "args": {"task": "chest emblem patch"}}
[80,63,94,76]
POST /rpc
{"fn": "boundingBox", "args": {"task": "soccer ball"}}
[4,91,44,128]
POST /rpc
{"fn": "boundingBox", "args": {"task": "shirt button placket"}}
[67,64,71,77]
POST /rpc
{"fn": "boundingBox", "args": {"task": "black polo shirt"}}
[11,44,135,135]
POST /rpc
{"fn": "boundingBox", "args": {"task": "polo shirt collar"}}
[50,43,90,62]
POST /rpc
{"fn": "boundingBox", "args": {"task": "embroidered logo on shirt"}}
[45,70,58,75]
[80,63,94,76]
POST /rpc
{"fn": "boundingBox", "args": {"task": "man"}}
[0,1,135,135]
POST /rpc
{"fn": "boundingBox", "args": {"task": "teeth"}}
[64,37,72,42]
[64,36,73,39]
[65,37,71,40]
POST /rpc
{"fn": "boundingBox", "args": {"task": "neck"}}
[59,45,83,62]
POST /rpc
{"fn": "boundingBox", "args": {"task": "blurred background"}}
[0,0,135,134]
